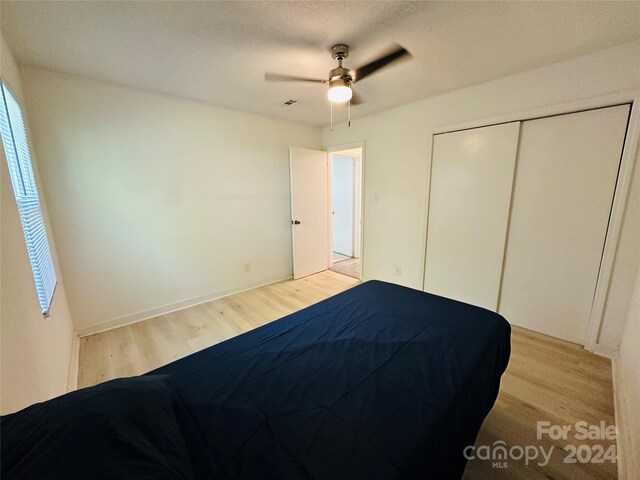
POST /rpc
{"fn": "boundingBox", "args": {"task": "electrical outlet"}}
[244,263,251,273]
[395,266,402,276]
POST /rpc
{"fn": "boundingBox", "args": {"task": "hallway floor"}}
[330,255,360,279]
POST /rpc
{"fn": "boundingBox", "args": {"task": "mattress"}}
[151,280,511,479]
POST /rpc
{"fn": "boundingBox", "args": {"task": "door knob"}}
[291,220,301,225]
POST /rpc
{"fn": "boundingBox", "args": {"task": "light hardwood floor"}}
[79,271,359,387]
[329,256,361,279]
[79,271,617,479]
[463,327,617,479]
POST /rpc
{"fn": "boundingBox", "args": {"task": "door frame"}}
[327,141,366,279]
[423,89,640,355]
[330,151,361,259]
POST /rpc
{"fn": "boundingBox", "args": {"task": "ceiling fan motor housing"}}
[328,76,352,91]
[330,45,353,85]
[331,44,349,61]
[329,66,352,84]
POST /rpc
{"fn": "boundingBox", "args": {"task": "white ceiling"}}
[2,1,639,126]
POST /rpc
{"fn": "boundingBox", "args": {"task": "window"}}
[0,80,57,315]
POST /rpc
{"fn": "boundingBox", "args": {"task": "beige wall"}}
[20,67,322,334]
[617,264,640,478]
[601,152,640,351]
[322,40,640,351]
[1,36,76,414]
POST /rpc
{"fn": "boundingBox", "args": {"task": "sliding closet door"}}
[499,105,629,344]
[424,122,520,310]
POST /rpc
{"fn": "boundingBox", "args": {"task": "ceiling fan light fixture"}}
[265,43,411,129]
[327,78,352,103]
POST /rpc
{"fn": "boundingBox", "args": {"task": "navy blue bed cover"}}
[151,280,511,479]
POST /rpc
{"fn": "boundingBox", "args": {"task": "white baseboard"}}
[611,352,635,480]
[590,343,615,358]
[77,276,293,337]
[67,332,80,392]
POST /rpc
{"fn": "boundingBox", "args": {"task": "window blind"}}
[0,80,57,315]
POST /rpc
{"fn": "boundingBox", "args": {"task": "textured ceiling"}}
[2,1,639,126]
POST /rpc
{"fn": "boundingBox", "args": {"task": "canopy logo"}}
[463,441,553,468]
[464,421,617,469]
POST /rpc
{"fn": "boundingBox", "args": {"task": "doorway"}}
[329,148,362,279]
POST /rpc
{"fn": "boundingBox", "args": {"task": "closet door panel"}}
[498,105,630,344]
[424,122,520,310]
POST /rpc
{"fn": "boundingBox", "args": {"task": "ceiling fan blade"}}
[352,44,412,83]
[350,90,364,106]
[265,73,326,83]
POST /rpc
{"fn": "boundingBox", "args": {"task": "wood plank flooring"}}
[329,256,361,279]
[79,271,617,479]
[463,327,617,479]
[79,271,358,387]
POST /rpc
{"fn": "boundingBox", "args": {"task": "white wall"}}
[0,36,76,414]
[616,265,640,478]
[20,67,322,334]
[600,153,640,351]
[322,40,640,350]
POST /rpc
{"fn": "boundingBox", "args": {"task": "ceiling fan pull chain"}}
[348,99,351,128]
[330,101,333,132]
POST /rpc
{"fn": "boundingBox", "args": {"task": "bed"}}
[1,280,510,480]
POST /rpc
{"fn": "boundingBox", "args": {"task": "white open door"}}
[290,147,329,279]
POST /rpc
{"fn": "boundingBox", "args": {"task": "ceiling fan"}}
[265,43,412,128]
